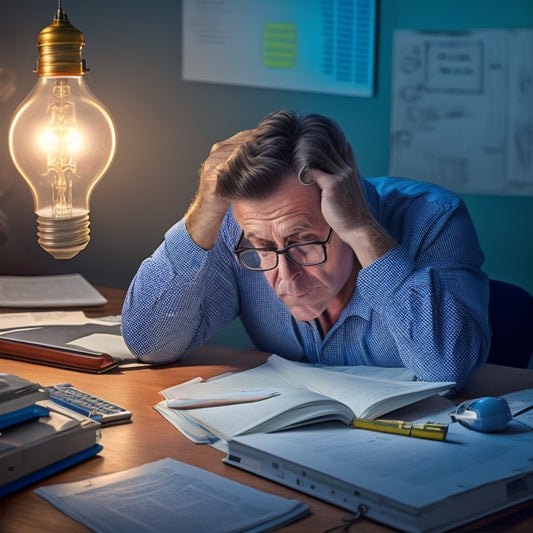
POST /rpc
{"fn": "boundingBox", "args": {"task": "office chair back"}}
[487,279,533,368]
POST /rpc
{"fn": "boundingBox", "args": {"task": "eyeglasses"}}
[235,228,333,271]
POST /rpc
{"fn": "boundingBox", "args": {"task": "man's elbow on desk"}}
[128,344,187,365]
[122,328,188,366]
[408,335,489,393]
[442,345,489,393]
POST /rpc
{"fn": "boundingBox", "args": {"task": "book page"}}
[159,363,354,440]
[267,355,454,418]
[179,388,354,441]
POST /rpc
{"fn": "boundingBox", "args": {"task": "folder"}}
[0,323,123,373]
[0,337,118,373]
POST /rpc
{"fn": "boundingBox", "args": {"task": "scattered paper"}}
[0,311,118,332]
[0,274,107,308]
[35,458,310,533]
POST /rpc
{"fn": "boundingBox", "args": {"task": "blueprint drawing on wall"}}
[389,29,533,196]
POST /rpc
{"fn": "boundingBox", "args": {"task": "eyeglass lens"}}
[239,242,326,270]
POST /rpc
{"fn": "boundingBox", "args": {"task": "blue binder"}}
[0,444,103,498]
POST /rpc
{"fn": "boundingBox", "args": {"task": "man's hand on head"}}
[302,166,371,234]
[301,166,396,267]
[185,130,252,250]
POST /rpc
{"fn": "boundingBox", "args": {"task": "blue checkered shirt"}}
[122,177,490,390]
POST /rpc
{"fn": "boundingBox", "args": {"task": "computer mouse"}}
[449,397,512,432]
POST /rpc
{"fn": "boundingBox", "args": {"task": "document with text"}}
[36,458,310,533]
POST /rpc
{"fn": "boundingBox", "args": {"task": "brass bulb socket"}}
[35,11,88,77]
[37,212,90,259]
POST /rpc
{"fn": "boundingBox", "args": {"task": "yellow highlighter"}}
[351,418,448,441]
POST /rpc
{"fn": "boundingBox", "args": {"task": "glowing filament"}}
[41,80,80,217]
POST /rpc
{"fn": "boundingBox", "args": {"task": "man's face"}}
[233,174,355,323]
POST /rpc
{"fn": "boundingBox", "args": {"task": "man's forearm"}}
[184,197,228,250]
[345,221,396,268]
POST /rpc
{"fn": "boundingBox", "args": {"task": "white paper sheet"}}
[0,311,118,331]
[0,274,107,307]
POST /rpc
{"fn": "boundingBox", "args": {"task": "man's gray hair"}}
[217,110,355,200]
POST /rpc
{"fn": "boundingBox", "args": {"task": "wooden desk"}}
[1,287,532,533]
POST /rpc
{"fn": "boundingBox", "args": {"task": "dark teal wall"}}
[1,0,531,302]
[381,0,533,295]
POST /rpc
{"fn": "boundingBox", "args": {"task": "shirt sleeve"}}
[121,215,241,364]
[356,197,490,390]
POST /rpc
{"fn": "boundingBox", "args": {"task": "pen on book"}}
[352,418,448,441]
[165,391,280,410]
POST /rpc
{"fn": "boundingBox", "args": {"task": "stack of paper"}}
[35,458,310,533]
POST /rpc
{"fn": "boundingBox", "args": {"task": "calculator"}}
[45,383,132,427]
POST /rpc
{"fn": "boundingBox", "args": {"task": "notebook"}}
[0,320,136,373]
[225,418,533,533]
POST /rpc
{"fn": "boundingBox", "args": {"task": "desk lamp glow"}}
[8,1,117,259]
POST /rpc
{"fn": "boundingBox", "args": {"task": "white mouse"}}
[449,397,512,432]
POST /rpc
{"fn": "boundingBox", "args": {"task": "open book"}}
[155,355,454,444]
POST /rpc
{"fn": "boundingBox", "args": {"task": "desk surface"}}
[1,287,532,533]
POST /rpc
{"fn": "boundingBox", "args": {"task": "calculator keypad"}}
[46,383,132,426]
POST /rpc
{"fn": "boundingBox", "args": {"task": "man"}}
[122,110,490,390]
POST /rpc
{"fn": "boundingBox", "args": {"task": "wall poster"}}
[182,0,376,97]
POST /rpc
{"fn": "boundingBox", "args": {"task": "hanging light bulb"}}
[8,1,117,259]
